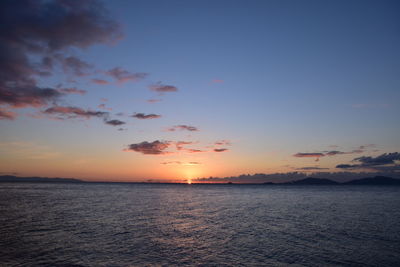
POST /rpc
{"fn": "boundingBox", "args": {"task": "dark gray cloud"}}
[0,86,63,108]
[132,113,161,119]
[325,151,346,156]
[353,152,400,166]
[214,148,229,152]
[104,119,125,126]
[57,55,93,76]
[0,0,120,112]
[336,164,357,169]
[336,152,400,170]
[167,125,199,132]
[105,67,147,83]
[44,106,108,119]
[149,83,178,93]
[125,140,172,155]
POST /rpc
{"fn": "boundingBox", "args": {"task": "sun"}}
[187,179,192,185]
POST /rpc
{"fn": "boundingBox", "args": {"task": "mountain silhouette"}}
[343,176,400,185]
[283,177,339,185]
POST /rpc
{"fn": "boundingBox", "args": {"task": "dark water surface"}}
[1,183,399,266]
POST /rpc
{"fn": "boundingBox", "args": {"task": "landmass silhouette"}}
[1,175,400,185]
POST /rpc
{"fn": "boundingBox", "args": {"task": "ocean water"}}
[1,183,399,266]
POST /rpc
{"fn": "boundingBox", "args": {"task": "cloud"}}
[161,161,182,165]
[212,79,224,83]
[149,83,178,93]
[353,152,400,166]
[105,67,148,83]
[58,87,86,95]
[124,140,172,155]
[0,0,121,111]
[92,79,110,85]
[104,119,125,126]
[187,149,207,153]
[359,144,376,150]
[167,125,199,132]
[214,148,229,152]
[44,106,108,119]
[293,153,325,158]
[0,86,63,108]
[98,104,112,111]
[336,164,357,169]
[0,108,17,120]
[215,140,232,146]
[147,99,162,103]
[132,113,161,119]
[175,141,195,150]
[57,55,92,76]
[324,151,346,156]
[325,149,364,156]
[161,161,201,165]
[336,152,400,170]
[296,167,330,170]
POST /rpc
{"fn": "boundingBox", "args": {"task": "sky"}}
[0,0,399,183]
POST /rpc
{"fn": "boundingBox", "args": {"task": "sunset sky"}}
[1,0,399,182]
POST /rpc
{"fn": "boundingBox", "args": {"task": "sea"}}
[1,183,399,266]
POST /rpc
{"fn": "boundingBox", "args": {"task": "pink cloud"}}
[0,108,17,120]
[92,79,110,85]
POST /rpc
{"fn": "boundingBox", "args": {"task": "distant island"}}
[1,175,400,185]
[268,176,400,186]
[0,175,84,183]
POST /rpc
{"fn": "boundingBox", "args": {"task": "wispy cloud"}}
[132,113,161,119]
[98,104,112,111]
[147,99,162,103]
[161,161,201,165]
[105,67,148,83]
[44,106,108,119]
[0,108,17,120]
[167,125,199,132]
[58,87,87,95]
[215,140,232,146]
[92,79,110,85]
[294,153,325,158]
[296,167,330,171]
[149,83,178,93]
[175,141,195,150]
[124,140,172,155]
